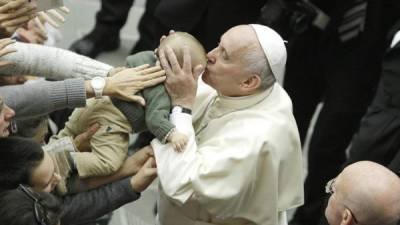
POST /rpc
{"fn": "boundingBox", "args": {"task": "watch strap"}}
[171,106,192,115]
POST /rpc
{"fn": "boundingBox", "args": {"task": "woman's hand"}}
[119,145,154,177]
[82,145,155,189]
[0,38,16,67]
[0,0,37,37]
[16,19,48,44]
[130,157,157,193]
[103,64,166,105]
[73,123,100,152]
[37,6,69,29]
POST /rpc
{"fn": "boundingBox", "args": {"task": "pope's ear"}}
[241,74,262,90]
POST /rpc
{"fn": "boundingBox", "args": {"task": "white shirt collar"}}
[215,84,274,110]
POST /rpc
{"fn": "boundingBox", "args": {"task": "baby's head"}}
[158,32,207,69]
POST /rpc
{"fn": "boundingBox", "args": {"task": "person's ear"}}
[340,209,353,225]
[240,74,261,91]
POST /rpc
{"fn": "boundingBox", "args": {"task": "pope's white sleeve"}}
[0,42,112,80]
[151,110,197,203]
[152,112,260,218]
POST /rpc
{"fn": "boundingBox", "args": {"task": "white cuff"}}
[170,110,193,135]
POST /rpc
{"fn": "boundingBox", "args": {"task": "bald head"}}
[332,161,400,225]
[158,32,207,69]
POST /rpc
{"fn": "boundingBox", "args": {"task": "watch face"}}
[92,77,105,89]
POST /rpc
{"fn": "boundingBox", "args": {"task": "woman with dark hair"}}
[0,137,157,225]
[0,137,58,192]
[0,185,62,225]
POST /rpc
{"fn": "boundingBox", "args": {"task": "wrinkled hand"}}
[0,0,37,37]
[159,46,203,109]
[73,123,100,152]
[131,157,157,193]
[0,38,16,67]
[167,130,188,152]
[119,145,154,177]
[104,64,166,104]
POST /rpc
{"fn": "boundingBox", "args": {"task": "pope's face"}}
[202,26,254,96]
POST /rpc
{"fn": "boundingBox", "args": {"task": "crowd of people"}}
[0,0,400,225]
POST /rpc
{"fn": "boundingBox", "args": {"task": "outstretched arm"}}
[0,41,112,79]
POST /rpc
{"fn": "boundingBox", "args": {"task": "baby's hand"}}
[167,130,188,152]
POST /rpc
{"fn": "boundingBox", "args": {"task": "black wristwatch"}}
[171,105,192,115]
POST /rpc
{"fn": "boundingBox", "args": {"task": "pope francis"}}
[152,24,304,225]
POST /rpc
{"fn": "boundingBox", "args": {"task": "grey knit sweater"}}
[0,78,86,119]
[0,42,114,119]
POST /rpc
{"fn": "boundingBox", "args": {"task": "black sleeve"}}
[60,178,140,225]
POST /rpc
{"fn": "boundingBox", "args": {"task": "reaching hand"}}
[16,19,47,44]
[0,0,37,37]
[73,123,100,152]
[37,6,69,29]
[119,145,154,177]
[104,64,166,104]
[131,157,157,193]
[0,38,16,67]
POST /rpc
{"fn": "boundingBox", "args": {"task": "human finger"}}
[138,66,164,76]
[173,143,180,152]
[0,60,13,67]
[38,11,59,28]
[141,70,166,80]
[165,46,181,72]
[140,76,166,88]
[146,157,157,168]
[4,3,36,19]
[1,14,34,27]
[46,9,65,23]
[124,94,146,105]
[59,6,70,14]
[146,167,157,176]
[35,28,48,42]
[33,17,46,34]
[86,123,101,136]
[158,48,173,76]
[142,145,154,156]
[193,64,204,80]
[159,35,166,43]
[177,142,184,152]
[0,0,9,7]
[0,0,25,13]
[0,37,15,47]
[130,64,149,72]
[182,46,192,74]
[0,47,16,56]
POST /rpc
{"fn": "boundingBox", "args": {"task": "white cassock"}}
[152,78,304,225]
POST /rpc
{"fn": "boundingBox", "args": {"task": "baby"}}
[49,32,207,194]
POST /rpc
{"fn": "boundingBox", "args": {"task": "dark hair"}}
[0,137,44,191]
[0,187,62,225]
[12,115,48,139]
